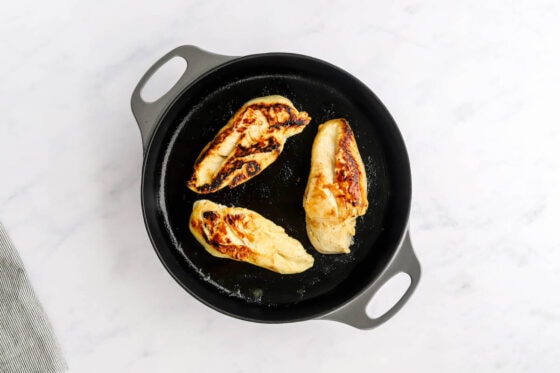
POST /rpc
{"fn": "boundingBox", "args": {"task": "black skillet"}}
[130,46,421,329]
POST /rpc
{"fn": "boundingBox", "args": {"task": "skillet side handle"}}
[321,231,421,330]
[130,45,237,152]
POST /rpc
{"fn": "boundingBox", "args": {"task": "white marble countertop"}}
[2,0,559,371]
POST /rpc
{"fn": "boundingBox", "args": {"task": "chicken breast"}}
[187,95,311,194]
[303,119,368,254]
[189,199,314,274]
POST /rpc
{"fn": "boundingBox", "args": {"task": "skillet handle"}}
[130,45,237,152]
[320,230,421,330]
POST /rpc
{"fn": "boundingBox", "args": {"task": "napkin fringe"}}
[0,223,67,373]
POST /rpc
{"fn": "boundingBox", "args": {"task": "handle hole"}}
[140,56,187,103]
[366,272,411,319]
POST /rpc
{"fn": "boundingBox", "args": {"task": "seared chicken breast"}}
[189,199,314,274]
[187,95,311,194]
[303,119,368,254]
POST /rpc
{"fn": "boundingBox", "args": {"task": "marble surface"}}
[2,0,560,371]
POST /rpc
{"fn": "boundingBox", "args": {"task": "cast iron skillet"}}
[131,46,421,329]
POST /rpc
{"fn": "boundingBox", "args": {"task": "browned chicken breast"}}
[303,119,368,254]
[189,199,314,274]
[187,95,311,194]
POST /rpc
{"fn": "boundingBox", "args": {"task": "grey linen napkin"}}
[0,223,67,372]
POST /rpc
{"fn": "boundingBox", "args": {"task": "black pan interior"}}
[141,54,411,322]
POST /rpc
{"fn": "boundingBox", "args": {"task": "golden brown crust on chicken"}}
[187,96,311,194]
[303,119,368,254]
[189,199,314,274]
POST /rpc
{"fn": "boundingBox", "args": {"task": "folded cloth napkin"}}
[0,223,67,372]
